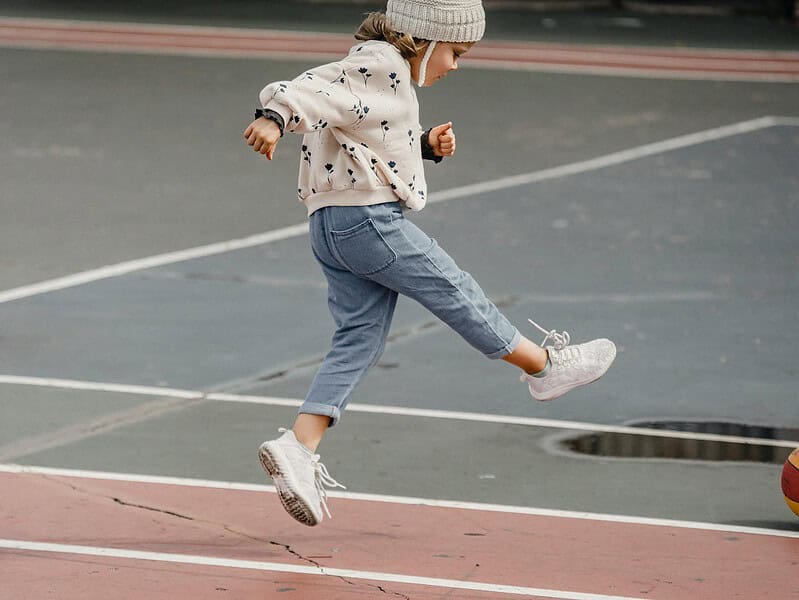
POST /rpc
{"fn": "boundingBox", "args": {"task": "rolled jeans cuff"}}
[485,327,522,360]
[299,401,342,428]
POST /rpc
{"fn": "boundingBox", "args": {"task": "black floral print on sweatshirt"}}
[348,100,371,127]
[389,72,400,94]
[358,67,373,86]
[340,143,360,161]
[258,42,433,212]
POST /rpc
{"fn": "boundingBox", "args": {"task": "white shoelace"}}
[310,456,346,519]
[276,427,347,519]
[527,318,571,351]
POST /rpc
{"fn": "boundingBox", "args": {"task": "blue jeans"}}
[301,201,521,426]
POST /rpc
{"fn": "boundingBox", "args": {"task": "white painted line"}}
[0,539,645,600]
[1,374,797,449]
[2,39,796,82]
[518,290,720,304]
[460,59,799,82]
[3,17,799,61]
[430,115,781,203]
[1,116,795,305]
[0,17,349,39]
[0,223,308,304]
[2,17,798,82]
[2,464,798,539]
[0,374,202,399]
[0,38,347,64]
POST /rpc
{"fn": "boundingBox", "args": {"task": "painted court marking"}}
[1,116,796,305]
[3,25,798,599]
[4,466,796,599]
[3,466,797,599]
[0,539,643,600]
[1,463,796,539]
[1,17,798,82]
[1,374,797,449]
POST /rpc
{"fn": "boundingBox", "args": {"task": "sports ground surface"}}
[1,3,798,598]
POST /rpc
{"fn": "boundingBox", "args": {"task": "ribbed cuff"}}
[485,328,522,360]
[421,128,444,163]
[299,402,342,427]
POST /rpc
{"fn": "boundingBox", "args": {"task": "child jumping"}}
[243,0,616,527]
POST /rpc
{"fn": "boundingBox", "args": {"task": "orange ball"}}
[782,448,799,518]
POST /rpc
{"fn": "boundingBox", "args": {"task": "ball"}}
[782,448,799,518]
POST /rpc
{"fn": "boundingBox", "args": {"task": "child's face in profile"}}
[414,41,475,85]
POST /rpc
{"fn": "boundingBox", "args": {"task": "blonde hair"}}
[354,12,427,60]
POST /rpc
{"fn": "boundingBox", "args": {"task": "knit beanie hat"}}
[386,0,485,43]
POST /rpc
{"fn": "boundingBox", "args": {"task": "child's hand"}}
[428,121,456,158]
[243,117,281,160]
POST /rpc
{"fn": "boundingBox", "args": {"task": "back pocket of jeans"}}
[330,218,397,276]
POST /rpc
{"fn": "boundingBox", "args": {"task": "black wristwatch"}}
[255,108,285,137]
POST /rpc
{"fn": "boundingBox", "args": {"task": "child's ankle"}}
[527,355,551,377]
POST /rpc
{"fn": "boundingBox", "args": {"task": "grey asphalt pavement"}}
[1,4,798,527]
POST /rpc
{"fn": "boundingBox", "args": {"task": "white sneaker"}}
[520,319,616,401]
[258,428,345,526]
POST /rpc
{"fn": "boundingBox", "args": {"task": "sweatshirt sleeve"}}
[259,59,371,135]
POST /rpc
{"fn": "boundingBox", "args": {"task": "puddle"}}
[559,421,798,464]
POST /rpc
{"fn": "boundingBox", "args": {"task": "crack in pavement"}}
[35,474,411,597]
[376,585,412,599]
[111,497,194,521]
[221,526,410,598]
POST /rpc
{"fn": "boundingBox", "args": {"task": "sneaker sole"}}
[530,371,605,401]
[258,443,320,527]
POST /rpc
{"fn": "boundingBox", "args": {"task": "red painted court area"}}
[1,17,798,81]
[2,470,797,599]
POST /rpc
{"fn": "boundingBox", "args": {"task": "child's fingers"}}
[430,121,453,138]
[243,124,253,138]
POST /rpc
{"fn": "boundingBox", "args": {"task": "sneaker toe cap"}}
[591,338,617,367]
